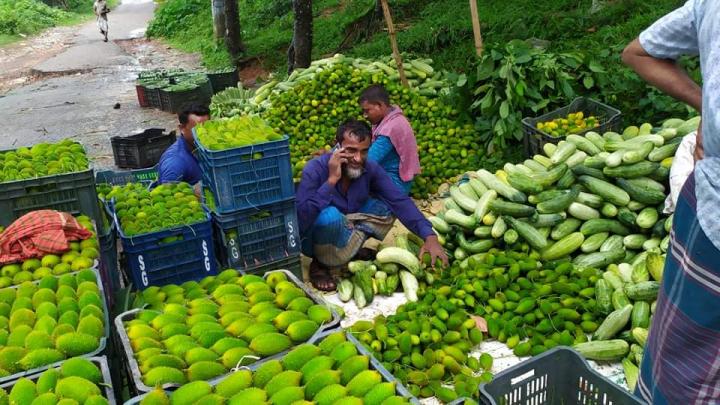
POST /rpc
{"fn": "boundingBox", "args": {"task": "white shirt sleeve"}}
[639,0,700,59]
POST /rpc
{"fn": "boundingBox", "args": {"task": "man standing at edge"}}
[622,1,719,403]
[157,104,210,190]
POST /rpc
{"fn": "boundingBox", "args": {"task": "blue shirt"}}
[639,0,720,248]
[296,154,434,239]
[369,135,412,194]
[157,136,202,185]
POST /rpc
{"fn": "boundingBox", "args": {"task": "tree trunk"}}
[224,0,245,65]
[289,0,313,73]
[211,0,227,39]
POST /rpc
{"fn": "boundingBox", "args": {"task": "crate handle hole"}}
[249,211,272,221]
[159,235,185,245]
[241,152,264,161]
[510,369,536,386]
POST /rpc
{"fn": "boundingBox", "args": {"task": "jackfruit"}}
[159,323,188,340]
[19,348,64,370]
[186,361,226,381]
[184,347,218,365]
[219,311,251,328]
[82,395,109,405]
[35,302,58,320]
[225,318,254,336]
[10,308,36,331]
[36,368,60,394]
[55,376,101,403]
[151,313,184,330]
[238,274,264,287]
[185,314,215,327]
[57,298,79,315]
[11,297,33,313]
[281,343,321,371]
[313,384,346,405]
[54,286,75,301]
[330,341,358,365]
[218,302,251,318]
[161,303,187,318]
[55,333,99,356]
[79,305,103,320]
[255,308,283,324]
[253,359,283,388]
[304,370,341,399]
[32,289,56,308]
[318,332,346,354]
[136,348,164,364]
[24,331,53,350]
[211,337,247,355]
[138,388,169,405]
[74,269,96,284]
[248,301,276,317]
[56,399,79,405]
[214,369,252,398]
[241,323,278,341]
[274,288,305,308]
[286,297,314,313]
[29,392,58,405]
[50,324,74,341]
[211,284,244,300]
[273,281,298,294]
[60,357,102,383]
[300,356,335,384]
[57,311,79,329]
[221,347,256,369]
[142,367,186,387]
[139,355,186,375]
[264,370,302,397]
[228,387,266,404]
[9,378,36,405]
[8,325,33,347]
[128,324,161,341]
[77,316,104,339]
[77,292,102,310]
[286,320,319,342]
[270,386,305,405]
[75,281,99,296]
[307,305,333,325]
[168,380,212,405]
[192,394,224,405]
[273,311,308,331]
[345,370,382,397]
[339,355,369,385]
[248,291,275,306]
[249,333,292,356]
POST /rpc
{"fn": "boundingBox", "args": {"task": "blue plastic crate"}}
[99,210,119,301]
[195,132,294,214]
[116,213,218,289]
[95,167,159,188]
[212,198,300,270]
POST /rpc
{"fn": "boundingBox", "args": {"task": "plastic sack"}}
[664,132,696,213]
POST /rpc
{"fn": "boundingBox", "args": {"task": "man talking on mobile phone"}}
[296,119,447,291]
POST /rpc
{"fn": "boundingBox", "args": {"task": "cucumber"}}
[593,304,633,341]
[617,178,666,205]
[617,207,639,228]
[585,132,606,150]
[508,172,544,194]
[529,212,567,228]
[603,161,659,179]
[533,189,569,203]
[624,234,648,250]
[524,159,548,172]
[581,232,609,253]
[573,249,625,268]
[580,219,630,236]
[536,186,580,214]
[376,247,421,275]
[595,279,613,315]
[600,235,624,252]
[578,175,631,206]
[636,207,659,229]
[444,209,476,229]
[543,142,557,158]
[456,234,494,254]
[541,232,584,261]
[625,281,660,302]
[534,154,553,168]
[568,202,600,221]
[566,151,588,167]
[490,200,536,217]
[551,141,577,164]
[556,169,576,188]
[491,216,507,239]
[601,203,618,217]
[428,216,450,234]
[477,169,527,203]
[603,131,623,142]
[474,190,497,222]
[513,164,535,176]
[533,163,568,188]
[504,216,548,250]
[631,302,651,329]
[566,134,601,155]
[584,152,608,169]
[551,218,582,241]
[451,185,478,213]
[605,150,625,168]
[574,340,629,361]
[458,182,479,199]
[622,142,655,164]
[650,165,670,182]
[604,272,625,291]
[473,226,493,239]
[503,229,519,245]
[468,178,489,196]
[444,198,461,212]
[576,192,605,208]
[627,201,646,212]
[648,142,680,162]
[643,237,662,251]
[572,165,608,181]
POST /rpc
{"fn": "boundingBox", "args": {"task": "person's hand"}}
[694,121,704,162]
[327,147,349,185]
[419,235,448,269]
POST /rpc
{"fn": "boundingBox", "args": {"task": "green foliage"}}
[0,0,71,36]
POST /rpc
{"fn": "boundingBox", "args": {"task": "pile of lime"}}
[108,183,205,236]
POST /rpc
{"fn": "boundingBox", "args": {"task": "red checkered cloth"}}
[0,210,93,265]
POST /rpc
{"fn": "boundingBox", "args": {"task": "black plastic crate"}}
[0,169,103,233]
[208,68,239,93]
[522,97,622,157]
[111,129,176,169]
[159,81,213,113]
[144,86,162,109]
[212,198,301,271]
[238,253,302,280]
[479,347,645,405]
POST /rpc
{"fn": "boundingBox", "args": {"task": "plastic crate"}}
[522,97,622,157]
[115,269,340,394]
[478,347,645,405]
[196,133,294,214]
[99,209,119,300]
[144,86,162,109]
[136,85,149,107]
[159,81,213,114]
[95,167,159,188]
[212,198,300,270]
[208,69,239,93]
[0,268,110,384]
[0,168,103,233]
[115,212,218,289]
[238,254,302,281]
[0,357,116,405]
[111,129,175,170]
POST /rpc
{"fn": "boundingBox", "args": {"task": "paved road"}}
[0,0,198,169]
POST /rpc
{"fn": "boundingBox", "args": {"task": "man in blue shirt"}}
[297,119,447,291]
[157,104,210,187]
[622,1,720,403]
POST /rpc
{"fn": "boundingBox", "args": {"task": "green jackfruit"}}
[75,281,99,297]
[57,311,78,328]
[9,378,36,405]
[313,384,346,405]
[380,396,409,405]
[241,323,278,341]
[165,340,199,359]
[160,304,187,318]
[212,284,244,300]
[330,342,358,365]
[333,397,363,405]
[186,361,226,381]
[286,320,319,342]
[255,308,283,324]
[8,325,33,347]
[318,332,346,354]
[77,292,102,310]
[300,356,335,383]
[274,288,305,308]
[346,370,382,397]
[214,369,252,398]
[168,380,212,405]
[83,395,109,405]
[56,376,100,403]
[0,330,7,346]
[249,333,291,356]
[195,329,227,348]
[211,337,247,355]
[74,269,96,284]
[270,386,305,405]
[304,370,341,399]
[36,368,60,394]
[0,288,15,304]
[307,305,333,325]
[339,355,369,385]
[150,313,184,330]
[185,314,216,327]
[56,399,79,405]
[253,359,283,388]
[32,289,56,308]
[219,311,252,328]
[221,347,256,369]
[29,392,58,405]
[142,367,186,387]
[60,357,101,383]
[184,347,218,365]
[139,388,169,405]
[225,318,255,336]
[281,343,320,371]
[265,271,287,288]
[265,370,302,397]
[10,308,36,331]
[130,337,162,352]
[77,316,104,339]
[0,346,27,373]
[273,311,308,331]
[24,331,53,350]
[193,394,224,405]
[136,348,164,364]
[218,302,251,318]
[33,316,57,336]
[248,301,276,317]
[79,305,103,320]
[50,324,74,341]
[139,354,185,374]
[248,291,275,306]
[228,387,267,404]
[57,298,79,315]
[19,348,64,370]
[286,297,314,313]
[54,286,74,301]
[159,323,188,339]
[11,297,33,313]
[237,274,264,287]
[127,324,160,341]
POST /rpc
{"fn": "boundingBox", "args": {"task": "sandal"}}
[353,247,377,261]
[309,260,336,292]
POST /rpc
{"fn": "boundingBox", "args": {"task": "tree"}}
[288,0,313,73]
[224,0,245,64]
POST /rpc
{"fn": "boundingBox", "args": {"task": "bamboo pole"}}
[379,0,409,87]
[469,0,484,56]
